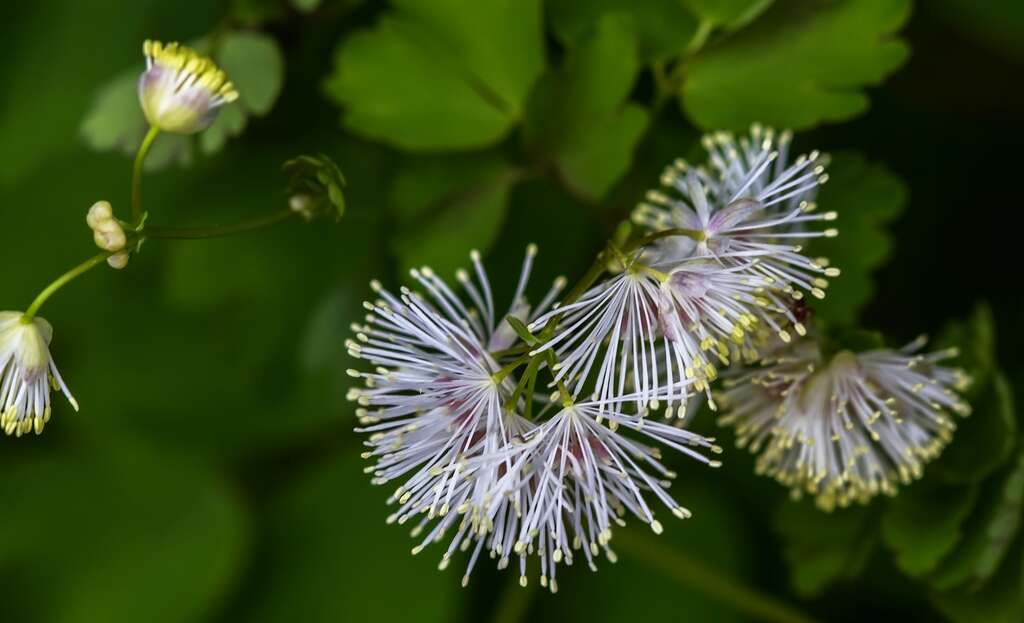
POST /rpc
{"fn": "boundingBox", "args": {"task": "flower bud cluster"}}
[86,201,130,269]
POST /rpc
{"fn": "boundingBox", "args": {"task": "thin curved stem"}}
[616,530,820,623]
[132,126,161,224]
[22,251,114,322]
[144,209,296,240]
[22,208,296,319]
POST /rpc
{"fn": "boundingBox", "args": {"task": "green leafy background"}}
[1,1,1021,621]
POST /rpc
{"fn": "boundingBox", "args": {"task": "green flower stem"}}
[20,203,298,326]
[492,353,534,384]
[545,351,574,408]
[521,360,539,419]
[685,18,714,56]
[506,354,544,420]
[20,207,298,322]
[22,250,117,323]
[144,209,296,240]
[132,126,161,224]
[616,530,820,623]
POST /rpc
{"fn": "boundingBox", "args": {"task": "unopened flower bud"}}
[92,219,127,252]
[86,201,114,229]
[290,193,313,216]
[139,40,238,135]
[107,252,130,270]
[282,154,346,222]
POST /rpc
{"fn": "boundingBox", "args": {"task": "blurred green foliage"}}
[323,0,545,150]
[682,0,911,129]
[1,1,1022,622]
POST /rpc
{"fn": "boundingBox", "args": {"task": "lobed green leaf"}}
[324,0,545,151]
[681,0,911,130]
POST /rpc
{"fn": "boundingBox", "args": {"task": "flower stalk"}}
[131,126,160,224]
[144,209,297,240]
[21,251,119,323]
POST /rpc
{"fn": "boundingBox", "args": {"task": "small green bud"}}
[282,154,347,223]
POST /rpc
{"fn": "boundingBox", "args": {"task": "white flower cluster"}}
[349,246,721,591]
[348,126,969,588]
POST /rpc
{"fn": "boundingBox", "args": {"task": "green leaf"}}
[324,0,545,150]
[80,70,148,154]
[774,500,878,596]
[389,154,514,278]
[931,537,1024,623]
[547,0,702,62]
[558,105,649,202]
[882,481,980,577]
[935,372,1017,485]
[200,101,249,154]
[198,32,284,154]
[932,305,1016,484]
[809,152,906,325]
[937,303,997,393]
[681,0,911,130]
[523,17,649,201]
[218,32,285,116]
[0,437,247,623]
[681,0,775,29]
[932,444,1024,590]
[236,454,460,623]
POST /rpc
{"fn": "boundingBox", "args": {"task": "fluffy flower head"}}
[348,247,563,582]
[718,336,971,510]
[512,399,721,590]
[634,125,839,304]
